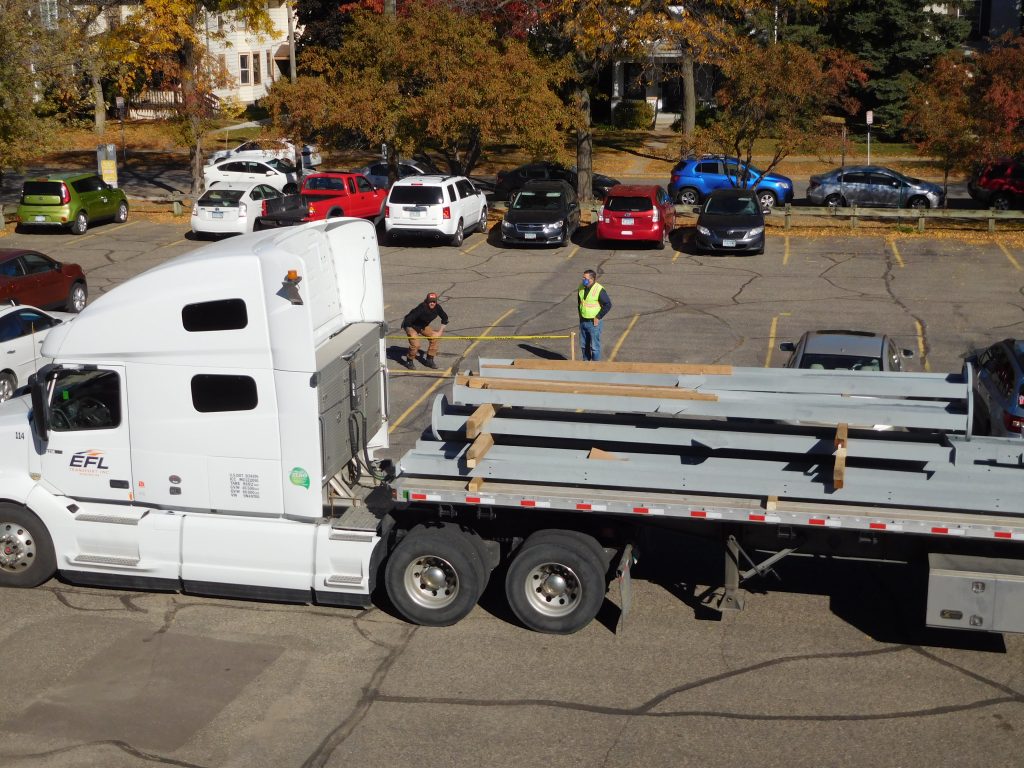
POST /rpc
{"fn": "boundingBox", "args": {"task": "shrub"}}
[613,99,654,129]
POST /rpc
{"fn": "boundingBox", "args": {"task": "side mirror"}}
[266,170,275,176]
[28,370,51,442]
[778,341,796,352]
[902,349,915,358]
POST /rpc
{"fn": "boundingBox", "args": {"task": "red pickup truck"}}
[258,172,388,226]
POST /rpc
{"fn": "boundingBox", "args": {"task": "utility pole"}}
[287,0,296,83]
[384,0,398,185]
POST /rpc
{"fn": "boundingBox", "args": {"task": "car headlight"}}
[748,226,764,236]
[501,219,513,230]
[543,220,564,231]
[697,225,711,236]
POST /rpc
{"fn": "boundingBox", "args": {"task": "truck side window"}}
[49,369,121,431]
[182,299,248,332]
[191,374,258,413]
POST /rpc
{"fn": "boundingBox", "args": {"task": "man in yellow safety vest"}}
[577,269,612,361]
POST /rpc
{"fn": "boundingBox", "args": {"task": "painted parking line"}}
[672,249,682,262]
[764,312,791,368]
[565,244,580,261]
[155,237,188,250]
[783,236,790,266]
[998,241,1022,272]
[388,308,515,433]
[462,238,486,254]
[608,313,639,362]
[889,239,905,268]
[75,220,139,242]
[914,318,932,372]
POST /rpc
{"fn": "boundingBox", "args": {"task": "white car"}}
[208,139,322,169]
[203,158,300,194]
[0,304,73,401]
[191,181,283,237]
[384,175,487,246]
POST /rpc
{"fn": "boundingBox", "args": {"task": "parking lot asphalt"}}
[2,218,1024,768]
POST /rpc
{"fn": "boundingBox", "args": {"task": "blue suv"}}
[668,156,794,211]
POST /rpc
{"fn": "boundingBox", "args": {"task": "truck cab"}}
[0,219,388,605]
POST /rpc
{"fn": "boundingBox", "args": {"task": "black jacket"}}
[402,302,449,331]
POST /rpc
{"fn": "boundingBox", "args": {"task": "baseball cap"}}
[426,292,438,301]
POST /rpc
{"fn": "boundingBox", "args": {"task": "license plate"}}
[34,215,46,222]
[622,217,634,225]
[722,239,736,247]
[621,231,633,236]
[410,211,423,219]
[211,211,223,219]
[524,232,537,239]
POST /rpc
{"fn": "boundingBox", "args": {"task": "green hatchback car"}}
[16,172,129,235]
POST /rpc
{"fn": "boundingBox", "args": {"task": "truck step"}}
[325,574,363,585]
[330,504,379,532]
[72,554,141,567]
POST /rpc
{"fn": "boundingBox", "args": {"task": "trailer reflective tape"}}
[575,503,607,511]
[519,500,551,508]
[633,506,667,515]
[747,513,781,523]
[995,531,1012,539]
[869,522,887,530]
[410,492,442,501]
[465,496,496,505]
[690,510,722,519]
[931,527,965,536]
[809,518,825,526]
[633,507,649,514]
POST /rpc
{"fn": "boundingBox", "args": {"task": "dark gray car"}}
[806,166,944,209]
[968,339,1024,438]
[779,330,914,371]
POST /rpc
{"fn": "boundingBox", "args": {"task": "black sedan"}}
[499,180,581,246]
[692,188,766,255]
[494,162,619,201]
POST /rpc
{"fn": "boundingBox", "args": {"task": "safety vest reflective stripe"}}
[578,282,604,319]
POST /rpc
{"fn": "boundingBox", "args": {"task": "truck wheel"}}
[505,532,607,634]
[385,525,485,626]
[0,504,56,588]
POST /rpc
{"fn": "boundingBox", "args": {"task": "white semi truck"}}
[2,220,1024,637]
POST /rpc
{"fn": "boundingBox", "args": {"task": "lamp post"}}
[116,96,126,164]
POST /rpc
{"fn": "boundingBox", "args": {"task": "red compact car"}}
[596,184,676,249]
[0,248,88,313]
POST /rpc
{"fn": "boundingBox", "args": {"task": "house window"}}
[252,52,261,85]
[266,50,274,82]
[239,53,250,85]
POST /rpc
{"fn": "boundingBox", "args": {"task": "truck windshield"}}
[47,368,121,431]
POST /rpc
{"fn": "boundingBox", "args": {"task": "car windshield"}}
[604,196,653,212]
[199,190,244,207]
[705,196,758,215]
[513,191,564,210]
[800,354,882,371]
[266,158,294,172]
[389,186,444,205]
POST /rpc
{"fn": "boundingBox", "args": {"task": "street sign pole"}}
[866,110,873,165]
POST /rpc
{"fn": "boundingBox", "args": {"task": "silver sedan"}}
[807,166,944,209]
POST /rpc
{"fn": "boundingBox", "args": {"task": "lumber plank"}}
[504,360,733,375]
[465,433,495,468]
[765,495,778,511]
[454,374,719,402]
[466,403,498,439]
[833,423,849,490]
[467,476,485,493]
[834,423,849,448]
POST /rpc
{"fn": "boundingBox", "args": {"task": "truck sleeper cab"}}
[0,219,389,607]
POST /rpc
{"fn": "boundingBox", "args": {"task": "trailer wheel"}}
[505,532,607,634]
[385,525,485,626]
[0,504,56,588]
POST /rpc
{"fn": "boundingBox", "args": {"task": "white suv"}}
[384,175,487,246]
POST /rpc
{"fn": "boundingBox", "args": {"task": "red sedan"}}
[596,184,676,249]
[0,249,88,313]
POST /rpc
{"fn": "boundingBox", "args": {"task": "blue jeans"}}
[579,318,602,361]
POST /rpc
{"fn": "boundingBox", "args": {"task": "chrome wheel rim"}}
[523,561,582,618]
[0,520,36,574]
[71,285,86,312]
[0,377,13,401]
[403,555,460,609]
[678,189,698,206]
[759,193,776,210]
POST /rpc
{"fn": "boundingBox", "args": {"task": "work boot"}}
[422,356,438,369]
[400,356,415,370]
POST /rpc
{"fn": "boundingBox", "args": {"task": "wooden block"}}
[455,375,718,402]
[833,442,847,491]
[587,447,621,461]
[834,422,849,448]
[465,433,494,468]
[504,360,733,375]
[765,495,778,511]
[467,476,485,492]
[466,403,498,439]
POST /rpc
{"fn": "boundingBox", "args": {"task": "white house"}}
[204,0,296,105]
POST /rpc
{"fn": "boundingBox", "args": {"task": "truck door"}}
[39,366,134,502]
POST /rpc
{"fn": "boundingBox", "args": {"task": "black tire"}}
[656,225,669,250]
[252,219,265,232]
[0,504,56,588]
[385,525,485,626]
[0,372,16,402]
[451,220,464,247]
[757,189,778,211]
[283,183,298,194]
[991,194,1012,211]
[676,187,700,206]
[907,196,930,210]
[327,208,344,218]
[71,210,88,235]
[114,201,129,223]
[478,205,488,233]
[824,193,844,208]
[505,531,607,634]
[65,281,87,313]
